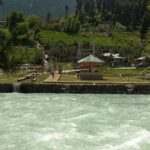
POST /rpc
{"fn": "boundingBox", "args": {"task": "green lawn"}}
[40,30,141,49]
[59,74,150,83]
[31,74,49,83]
[0,73,26,83]
[59,67,150,83]
[99,68,150,76]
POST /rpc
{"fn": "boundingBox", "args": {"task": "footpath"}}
[44,74,60,83]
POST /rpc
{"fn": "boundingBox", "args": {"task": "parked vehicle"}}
[136,63,150,68]
[20,64,32,70]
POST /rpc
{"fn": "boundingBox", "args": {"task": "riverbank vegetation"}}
[0,67,150,84]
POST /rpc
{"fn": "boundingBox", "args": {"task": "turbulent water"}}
[0,94,150,150]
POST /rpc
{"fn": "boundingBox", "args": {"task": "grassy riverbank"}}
[0,73,26,83]
[0,68,149,84]
[59,75,150,83]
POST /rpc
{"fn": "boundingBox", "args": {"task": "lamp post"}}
[25,46,30,65]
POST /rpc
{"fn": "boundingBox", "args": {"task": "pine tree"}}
[76,0,83,15]
[65,5,69,18]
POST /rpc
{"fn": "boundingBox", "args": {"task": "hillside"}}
[0,0,149,70]
[0,0,76,18]
[40,30,147,59]
[40,31,141,48]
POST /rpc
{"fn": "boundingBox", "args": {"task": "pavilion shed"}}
[77,55,105,80]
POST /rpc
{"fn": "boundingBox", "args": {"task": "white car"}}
[20,64,31,70]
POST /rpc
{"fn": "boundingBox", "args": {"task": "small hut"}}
[77,55,105,80]
[78,55,104,69]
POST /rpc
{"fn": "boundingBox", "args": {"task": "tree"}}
[140,0,150,48]
[46,12,52,29]
[0,29,12,70]
[140,11,150,40]
[65,5,69,18]
[95,0,149,31]
[5,11,24,42]
[76,0,83,15]
[46,12,51,23]
[26,15,42,40]
[14,22,31,45]
[0,0,3,5]
[6,11,24,32]
[63,17,80,33]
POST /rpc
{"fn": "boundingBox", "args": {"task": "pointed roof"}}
[78,55,104,63]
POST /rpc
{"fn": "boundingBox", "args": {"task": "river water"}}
[0,94,150,150]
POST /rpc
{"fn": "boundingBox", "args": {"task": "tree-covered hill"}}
[0,0,150,71]
[0,0,76,18]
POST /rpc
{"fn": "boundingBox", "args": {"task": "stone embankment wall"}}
[0,83,149,94]
[0,84,12,93]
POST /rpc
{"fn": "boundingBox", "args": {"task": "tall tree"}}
[26,15,42,40]
[65,5,69,18]
[0,0,3,5]
[140,0,150,47]
[0,29,12,70]
[46,12,52,23]
[76,0,83,15]
[5,11,24,43]
[6,11,24,32]
[96,0,146,31]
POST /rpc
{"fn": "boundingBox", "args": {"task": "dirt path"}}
[44,74,60,83]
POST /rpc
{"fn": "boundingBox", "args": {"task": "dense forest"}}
[76,0,150,35]
[0,0,150,34]
[76,0,150,29]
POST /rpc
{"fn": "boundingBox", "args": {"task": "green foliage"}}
[26,15,42,40]
[0,11,44,72]
[49,16,80,33]
[5,11,26,44]
[8,46,43,66]
[0,11,44,71]
[40,30,140,48]
[40,30,143,61]
[76,0,150,32]
[0,29,12,70]
[6,11,24,32]
[140,9,150,40]
[5,12,42,45]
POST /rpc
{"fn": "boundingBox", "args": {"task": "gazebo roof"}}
[78,55,104,63]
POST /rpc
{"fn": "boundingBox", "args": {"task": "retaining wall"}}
[0,83,149,94]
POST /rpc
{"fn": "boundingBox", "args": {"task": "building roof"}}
[102,53,124,59]
[135,57,145,61]
[78,55,104,63]
[102,53,112,57]
[0,20,5,23]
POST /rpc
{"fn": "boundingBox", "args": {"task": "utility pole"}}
[92,43,95,56]
[77,42,81,61]
[25,46,29,64]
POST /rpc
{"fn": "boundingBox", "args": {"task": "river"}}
[0,94,150,150]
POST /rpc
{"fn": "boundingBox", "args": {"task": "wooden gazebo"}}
[78,55,104,69]
[77,55,105,80]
